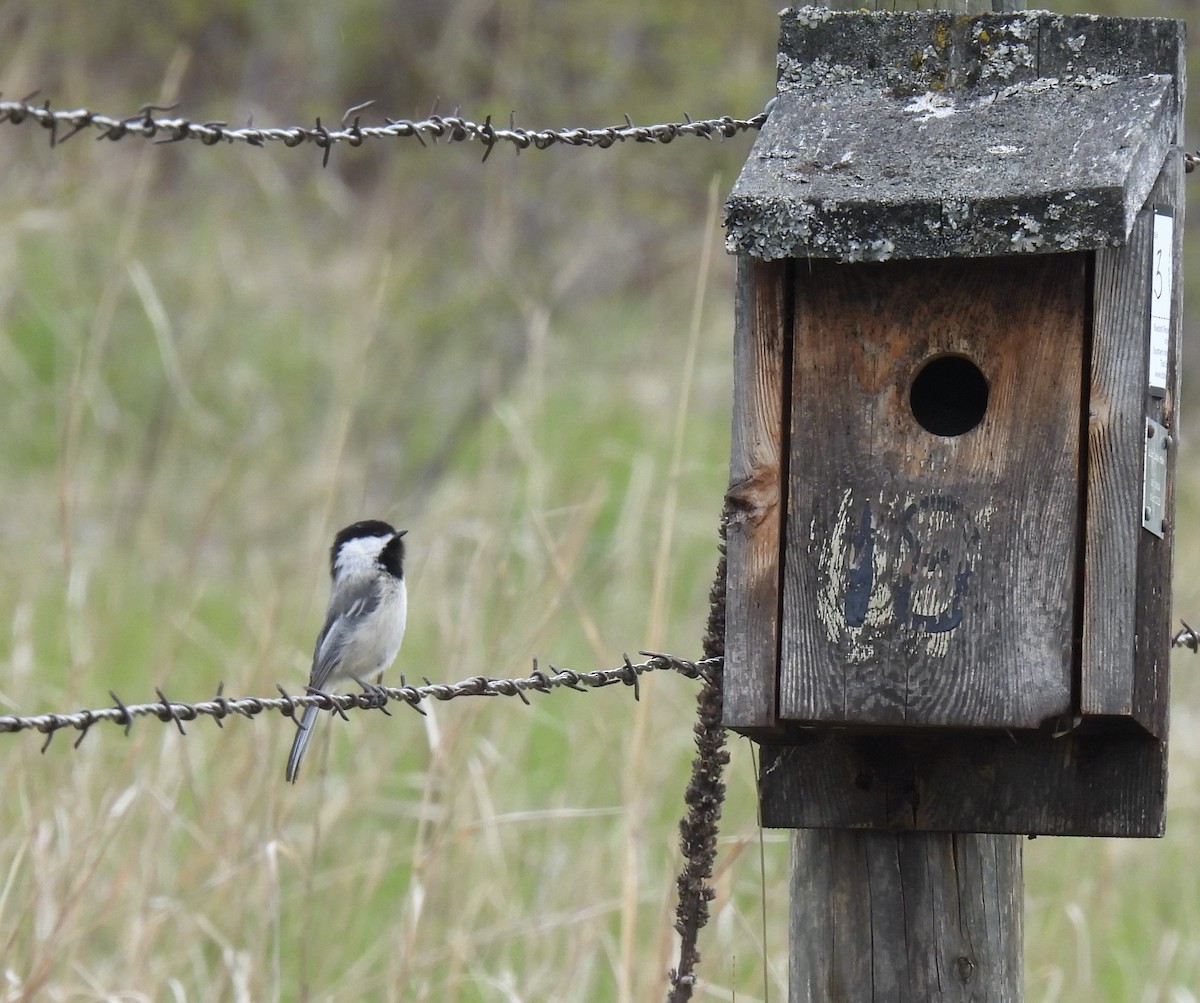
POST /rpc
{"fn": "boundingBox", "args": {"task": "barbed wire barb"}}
[623,654,642,701]
[341,99,376,127]
[156,687,188,736]
[109,689,133,737]
[1173,619,1199,651]
[210,682,230,728]
[72,709,97,748]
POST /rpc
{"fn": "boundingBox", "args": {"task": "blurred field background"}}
[0,0,1198,1000]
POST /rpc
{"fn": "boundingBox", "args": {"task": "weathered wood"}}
[1082,213,1151,721]
[758,729,1167,837]
[1133,154,1184,737]
[727,13,1183,263]
[825,1,1024,10]
[781,255,1084,730]
[1082,159,1184,735]
[790,828,1023,1002]
[724,256,789,732]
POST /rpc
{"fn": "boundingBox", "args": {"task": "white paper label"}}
[1148,211,1173,394]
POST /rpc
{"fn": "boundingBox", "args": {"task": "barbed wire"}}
[8,620,1197,751]
[1173,620,1200,651]
[0,652,718,752]
[0,93,768,165]
[2,94,1198,173]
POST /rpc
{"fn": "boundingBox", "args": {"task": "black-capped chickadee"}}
[285,519,408,783]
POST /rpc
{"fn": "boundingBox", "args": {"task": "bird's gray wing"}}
[308,574,382,690]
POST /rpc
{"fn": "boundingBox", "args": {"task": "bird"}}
[286,519,408,783]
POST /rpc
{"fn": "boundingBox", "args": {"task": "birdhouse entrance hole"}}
[909,355,988,437]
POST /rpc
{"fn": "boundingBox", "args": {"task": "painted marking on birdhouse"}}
[814,488,993,664]
[1148,209,1173,396]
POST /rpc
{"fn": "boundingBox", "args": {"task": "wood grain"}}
[724,255,790,732]
[759,729,1167,837]
[1133,156,1184,737]
[1084,211,1150,719]
[1082,155,1182,737]
[789,828,1023,1002]
[781,255,1085,729]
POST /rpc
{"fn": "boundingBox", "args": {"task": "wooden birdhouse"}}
[722,9,1185,837]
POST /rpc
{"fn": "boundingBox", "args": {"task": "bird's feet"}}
[351,675,392,714]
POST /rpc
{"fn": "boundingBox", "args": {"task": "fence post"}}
[789,831,1022,999]
[723,7,1184,1000]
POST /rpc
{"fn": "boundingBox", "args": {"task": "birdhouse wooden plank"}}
[725,258,789,734]
[1082,163,1182,739]
[722,9,1185,836]
[783,253,1085,730]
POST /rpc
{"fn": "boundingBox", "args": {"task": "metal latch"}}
[1143,418,1168,538]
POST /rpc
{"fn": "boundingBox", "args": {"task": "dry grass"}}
[0,48,784,1000]
[0,1,1199,1000]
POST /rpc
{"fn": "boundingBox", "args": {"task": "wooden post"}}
[790,830,1022,1001]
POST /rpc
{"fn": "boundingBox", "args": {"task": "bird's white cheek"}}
[335,535,392,576]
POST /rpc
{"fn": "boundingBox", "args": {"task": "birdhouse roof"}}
[725,10,1184,263]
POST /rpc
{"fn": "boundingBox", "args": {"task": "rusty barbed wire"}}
[0,652,719,752]
[0,93,768,164]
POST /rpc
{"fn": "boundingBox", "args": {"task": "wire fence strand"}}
[0,94,768,164]
[4,94,1200,172]
[0,652,719,752]
[7,620,1199,750]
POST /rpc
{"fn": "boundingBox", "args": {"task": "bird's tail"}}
[285,704,320,783]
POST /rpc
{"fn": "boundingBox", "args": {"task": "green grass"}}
[0,1,1199,1000]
